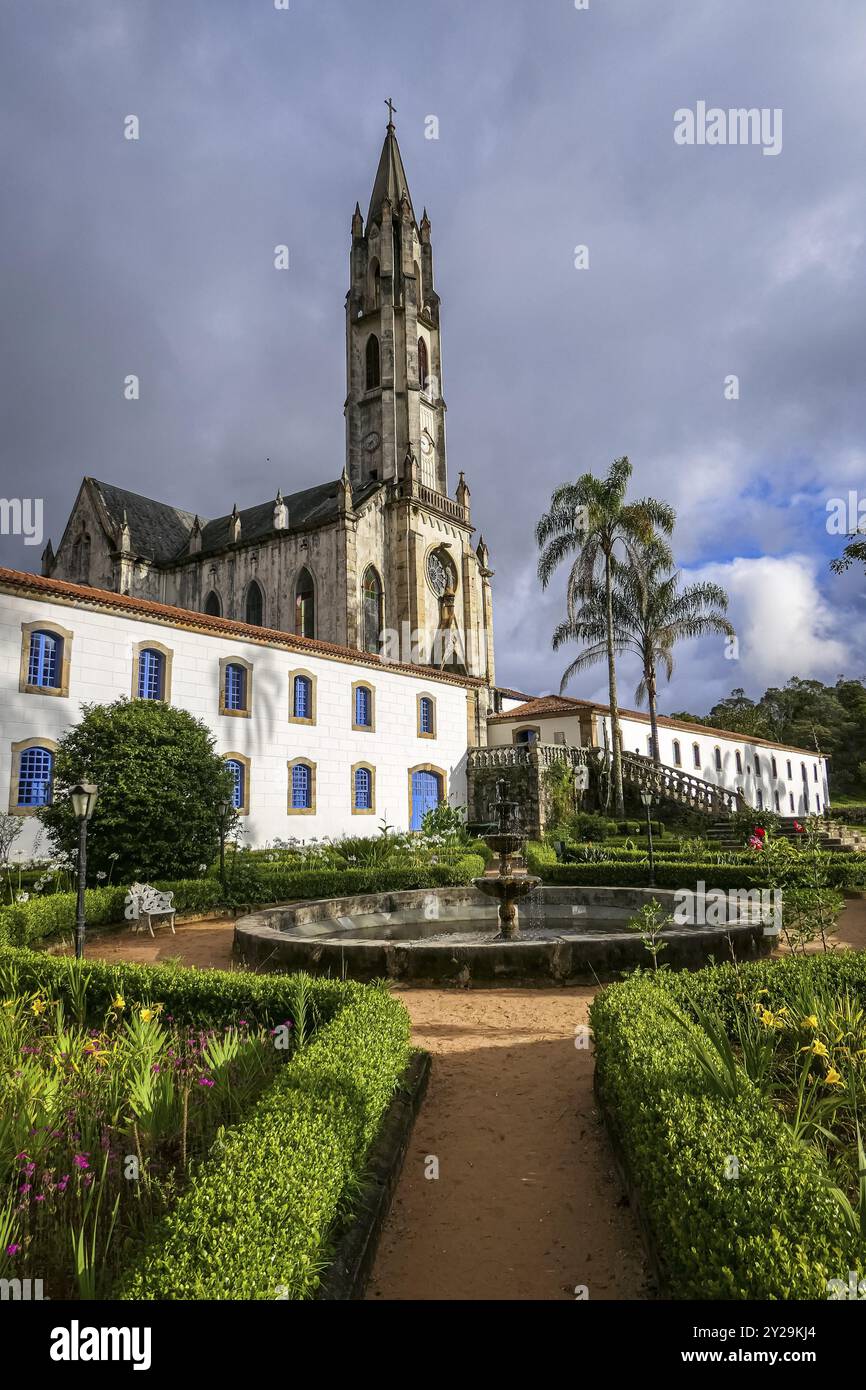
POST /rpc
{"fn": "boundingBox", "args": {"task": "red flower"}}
[755,827,766,839]
[793,820,804,833]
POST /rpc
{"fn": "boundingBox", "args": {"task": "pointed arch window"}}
[735,751,743,775]
[714,747,722,772]
[365,334,381,391]
[245,581,264,627]
[362,566,383,654]
[204,591,222,617]
[418,336,429,392]
[672,739,681,767]
[295,569,315,638]
[692,743,701,769]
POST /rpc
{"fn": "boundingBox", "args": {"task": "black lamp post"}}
[218,797,231,893]
[640,788,656,888]
[70,782,98,960]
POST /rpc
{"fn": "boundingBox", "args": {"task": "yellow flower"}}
[140,1007,155,1023]
[30,998,46,1016]
[824,1067,843,1087]
[802,1038,829,1057]
[757,989,769,997]
[112,995,125,1010]
[803,1015,819,1030]
[2,999,15,1010]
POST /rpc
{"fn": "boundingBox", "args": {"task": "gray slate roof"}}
[90,476,382,565]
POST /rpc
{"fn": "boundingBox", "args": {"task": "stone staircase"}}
[825,819,866,853]
[705,816,851,853]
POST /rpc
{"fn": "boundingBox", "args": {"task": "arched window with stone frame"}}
[245,580,264,627]
[294,568,315,639]
[362,566,383,654]
[365,334,381,391]
[418,335,429,393]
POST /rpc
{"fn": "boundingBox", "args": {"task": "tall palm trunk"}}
[604,550,625,818]
[646,665,661,766]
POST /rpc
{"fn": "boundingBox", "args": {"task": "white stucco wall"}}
[0,587,472,856]
[487,707,830,814]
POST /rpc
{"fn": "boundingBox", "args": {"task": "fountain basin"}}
[233,885,772,985]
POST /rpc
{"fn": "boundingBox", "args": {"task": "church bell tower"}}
[345,104,447,493]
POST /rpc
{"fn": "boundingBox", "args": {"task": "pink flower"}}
[72,1154,89,1170]
[6,1244,20,1257]
[197,1076,215,1088]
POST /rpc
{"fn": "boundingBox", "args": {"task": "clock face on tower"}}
[419,432,433,455]
[363,432,380,452]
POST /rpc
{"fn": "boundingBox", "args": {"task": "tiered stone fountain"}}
[472,778,540,940]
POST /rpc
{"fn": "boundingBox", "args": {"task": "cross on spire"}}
[385,97,397,129]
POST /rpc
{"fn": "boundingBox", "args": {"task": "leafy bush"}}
[37,699,236,882]
[591,957,858,1298]
[524,854,865,890]
[566,811,616,842]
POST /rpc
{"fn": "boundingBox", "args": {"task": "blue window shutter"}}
[355,686,370,726]
[18,747,54,807]
[138,649,163,700]
[292,763,311,809]
[420,698,432,734]
[225,759,244,809]
[294,676,310,719]
[225,664,245,711]
[28,631,59,688]
[354,767,371,810]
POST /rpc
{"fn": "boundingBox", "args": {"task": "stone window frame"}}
[288,668,317,725]
[672,739,682,767]
[219,655,253,718]
[407,763,446,830]
[244,579,265,628]
[351,761,376,816]
[416,692,437,739]
[223,751,251,816]
[19,620,73,699]
[692,742,701,769]
[131,640,173,702]
[287,757,316,816]
[714,746,722,773]
[351,679,376,732]
[8,737,58,816]
[512,726,541,746]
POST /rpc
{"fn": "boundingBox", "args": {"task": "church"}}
[40,113,495,691]
[0,116,829,852]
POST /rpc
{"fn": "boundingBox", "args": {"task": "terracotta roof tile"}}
[0,567,484,689]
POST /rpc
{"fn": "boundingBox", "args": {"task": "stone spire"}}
[367,115,415,225]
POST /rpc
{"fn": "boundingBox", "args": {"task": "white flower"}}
[198,863,208,873]
[96,871,107,881]
[15,892,29,903]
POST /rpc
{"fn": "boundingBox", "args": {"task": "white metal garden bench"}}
[124,883,177,937]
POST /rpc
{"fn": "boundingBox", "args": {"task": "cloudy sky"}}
[1,0,864,713]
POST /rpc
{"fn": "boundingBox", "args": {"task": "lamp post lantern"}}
[640,788,656,887]
[70,783,98,960]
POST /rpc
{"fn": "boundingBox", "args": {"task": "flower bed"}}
[590,953,866,1298]
[0,947,410,1299]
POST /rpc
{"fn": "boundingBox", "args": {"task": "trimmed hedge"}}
[118,980,410,1299]
[0,855,486,948]
[591,956,857,1299]
[0,947,412,1298]
[525,842,866,889]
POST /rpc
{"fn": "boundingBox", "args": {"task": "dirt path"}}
[366,987,651,1301]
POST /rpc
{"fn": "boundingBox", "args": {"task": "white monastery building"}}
[0,119,830,849]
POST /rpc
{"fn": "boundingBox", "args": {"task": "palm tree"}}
[536,458,675,817]
[553,548,735,767]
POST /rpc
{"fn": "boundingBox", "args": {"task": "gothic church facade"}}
[42,118,495,697]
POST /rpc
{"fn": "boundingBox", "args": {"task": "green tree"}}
[38,699,236,882]
[536,458,674,817]
[553,546,734,765]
